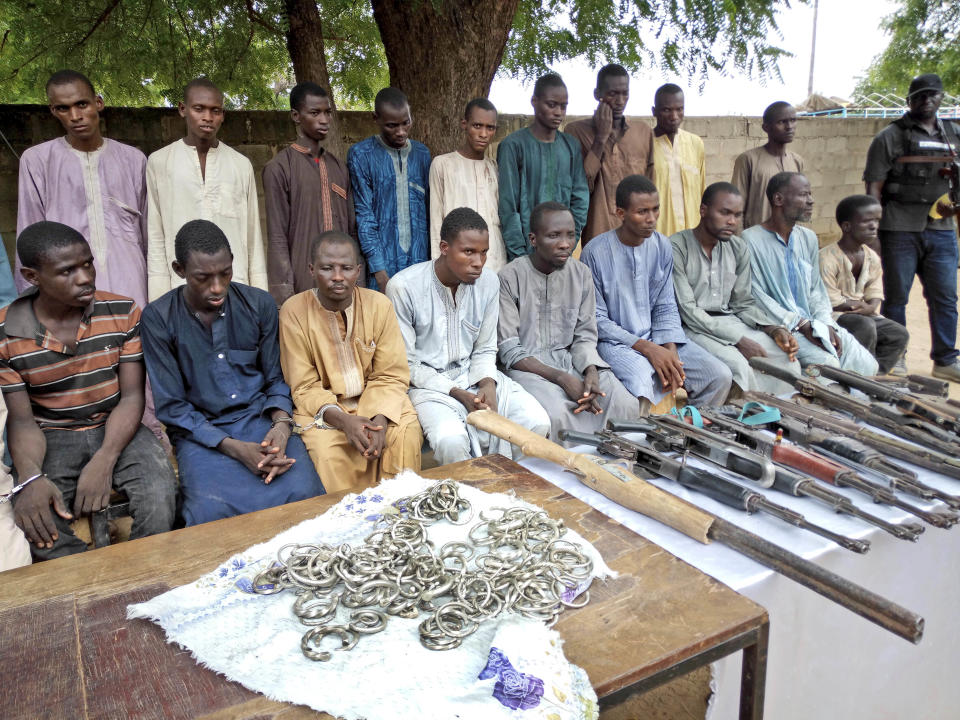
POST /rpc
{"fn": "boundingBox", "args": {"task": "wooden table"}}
[0,455,768,719]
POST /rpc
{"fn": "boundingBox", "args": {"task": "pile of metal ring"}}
[252,480,595,660]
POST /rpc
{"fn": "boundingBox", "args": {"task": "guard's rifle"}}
[749,356,960,455]
[466,409,923,643]
[936,118,960,213]
[690,409,925,540]
[558,426,871,553]
[809,364,960,436]
[737,392,960,509]
[612,414,946,531]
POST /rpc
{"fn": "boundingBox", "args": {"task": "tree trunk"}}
[370,0,522,156]
[284,0,345,158]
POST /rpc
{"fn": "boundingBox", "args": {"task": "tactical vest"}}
[882,116,960,205]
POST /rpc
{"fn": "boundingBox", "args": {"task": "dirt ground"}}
[900,270,960,400]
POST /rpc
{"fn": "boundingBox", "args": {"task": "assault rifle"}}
[467,409,924,643]
[559,426,871,553]
[610,415,938,535]
[693,409,945,534]
[808,364,960,436]
[749,357,960,455]
[736,392,960,509]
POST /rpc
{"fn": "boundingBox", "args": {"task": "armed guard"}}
[863,73,960,382]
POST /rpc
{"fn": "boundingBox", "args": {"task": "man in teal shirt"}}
[497,73,589,260]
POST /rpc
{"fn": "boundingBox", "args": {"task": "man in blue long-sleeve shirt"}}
[582,175,731,411]
[141,220,323,526]
[348,87,431,293]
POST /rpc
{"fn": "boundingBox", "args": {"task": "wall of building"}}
[0,104,890,265]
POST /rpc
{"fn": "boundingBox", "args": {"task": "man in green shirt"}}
[497,73,589,260]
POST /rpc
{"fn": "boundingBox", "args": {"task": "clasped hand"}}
[556,368,604,414]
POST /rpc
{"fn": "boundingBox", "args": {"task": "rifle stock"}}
[465,409,714,543]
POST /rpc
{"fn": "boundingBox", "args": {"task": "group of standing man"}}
[1,65,957,570]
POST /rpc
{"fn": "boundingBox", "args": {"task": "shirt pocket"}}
[722,268,739,298]
[227,348,258,369]
[462,319,481,342]
[218,182,243,218]
[355,337,377,373]
[108,197,143,242]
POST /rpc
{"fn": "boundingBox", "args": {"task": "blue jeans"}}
[18,424,177,561]
[880,229,959,365]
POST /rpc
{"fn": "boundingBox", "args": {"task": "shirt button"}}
[218,353,225,359]
[231,394,237,399]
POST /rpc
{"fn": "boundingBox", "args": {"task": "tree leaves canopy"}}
[0,0,387,108]
[855,0,959,98]
[502,0,792,87]
[1,0,796,108]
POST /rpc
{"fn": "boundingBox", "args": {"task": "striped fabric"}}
[0,289,143,430]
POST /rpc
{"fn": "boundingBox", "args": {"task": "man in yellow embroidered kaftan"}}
[279,231,422,493]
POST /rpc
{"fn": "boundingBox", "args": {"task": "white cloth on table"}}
[127,472,613,720]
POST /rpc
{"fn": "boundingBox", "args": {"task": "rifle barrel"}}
[749,495,871,553]
[709,518,923,643]
[799,481,924,542]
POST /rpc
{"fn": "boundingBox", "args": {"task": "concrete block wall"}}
[0,104,890,267]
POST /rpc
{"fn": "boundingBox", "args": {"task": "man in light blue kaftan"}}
[742,172,878,376]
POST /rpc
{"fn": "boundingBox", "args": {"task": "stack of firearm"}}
[747,356,960,489]
[557,359,960,555]
[468,409,925,642]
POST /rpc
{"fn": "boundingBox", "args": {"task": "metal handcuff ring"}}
[348,609,388,635]
[301,625,358,661]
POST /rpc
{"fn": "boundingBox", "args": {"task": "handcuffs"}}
[252,480,596,661]
[0,473,46,504]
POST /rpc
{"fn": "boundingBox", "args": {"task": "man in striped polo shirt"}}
[2,221,176,560]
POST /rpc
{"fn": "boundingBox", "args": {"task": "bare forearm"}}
[97,395,144,462]
[511,356,564,385]
[8,418,46,479]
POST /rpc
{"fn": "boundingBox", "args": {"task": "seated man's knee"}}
[860,319,878,347]
[431,431,471,465]
[715,360,733,393]
[710,358,734,392]
[515,402,550,438]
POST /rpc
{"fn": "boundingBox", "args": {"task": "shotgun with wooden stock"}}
[465,409,924,643]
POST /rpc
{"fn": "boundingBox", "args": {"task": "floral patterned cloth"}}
[128,472,610,720]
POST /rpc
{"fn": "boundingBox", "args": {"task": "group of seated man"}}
[1,168,907,568]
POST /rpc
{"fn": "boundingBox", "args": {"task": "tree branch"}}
[74,0,124,49]
[244,0,283,36]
